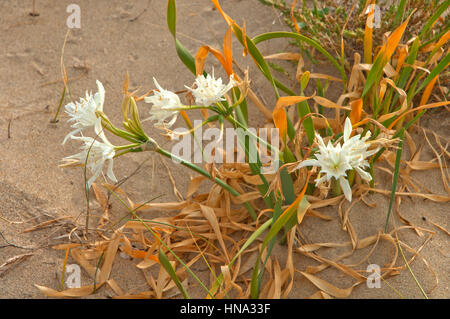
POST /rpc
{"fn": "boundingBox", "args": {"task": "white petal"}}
[356,167,372,181]
[87,171,100,189]
[95,80,105,111]
[343,117,352,142]
[314,174,327,187]
[316,134,327,149]
[106,159,117,183]
[365,148,380,158]
[62,128,82,145]
[339,176,352,202]
[152,77,163,92]
[296,159,320,169]
[64,102,76,112]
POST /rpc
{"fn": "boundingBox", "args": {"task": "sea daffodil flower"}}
[62,80,105,144]
[341,117,379,182]
[185,70,235,107]
[296,117,377,202]
[62,121,117,188]
[144,78,184,128]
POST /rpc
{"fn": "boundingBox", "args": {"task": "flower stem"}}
[114,143,142,151]
[156,147,257,220]
[331,177,342,197]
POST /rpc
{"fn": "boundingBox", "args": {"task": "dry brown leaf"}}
[187,176,205,197]
[301,271,357,298]
[35,284,95,297]
[200,205,230,263]
[0,253,33,277]
[308,290,333,299]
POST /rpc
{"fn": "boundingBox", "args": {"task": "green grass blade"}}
[230,24,280,98]
[252,31,346,83]
[108,188,214,298]
[254,199,283,297]
[51,84,66,123]
[297,100,315,145]
[418,0,450,39]
[362,55,386,97]
[394,0,407,27]
[415,52,450,95]
[385,130,404,232]
[159,249,190,299]
[396,237,429,298]
[167,0,198,74]
[208,217,273,297]
[157,147,257,219]
[250,186,308,298]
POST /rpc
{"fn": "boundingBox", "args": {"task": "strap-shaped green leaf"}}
[159,249,190,299]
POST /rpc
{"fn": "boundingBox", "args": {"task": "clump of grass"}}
[259,0,448,65]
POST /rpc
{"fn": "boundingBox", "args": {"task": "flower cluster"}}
[62,72,235,188]
[145,71,235,128]
[61,80,118,188]
[296,117,378,202]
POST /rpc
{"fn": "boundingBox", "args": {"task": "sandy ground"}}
[0,0,448,299]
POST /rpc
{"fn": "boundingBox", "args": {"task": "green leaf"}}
[159,249,190,299]
[230,24,280,98]
[208,217,273,297]
[297,100,315,145]
[418,0,450,39]
[362,54,386,97]
[394,0,407,28]
[415,52,450,95]
[385,130,404,232]
[252,31,346,83]
[167,0,198,74]
[250,182,308,298]
[167,0,176,36]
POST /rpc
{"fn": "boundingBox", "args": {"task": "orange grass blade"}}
[379,14,412,63]
[195,46,210,76]
[363,14,412,97]
[211,0,233,26]
[349,98,363,125]
[242,20,248,57]
[363,1,375,64]
[195,45,229,76]
[223,25,233,76]
[180,110,193,130]
[273,96,311,142]
[60,247,70,291]
[419,74,438,106]
[290,0,300,33]
[388,101,450,130]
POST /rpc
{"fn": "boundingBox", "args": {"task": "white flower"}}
[296,117,377,202]
[341,117,379,182]
[185,70,235,106]
[297,134,353,201]
[63,121,117,188]
[144,78,183,128]
[63,80,105,144]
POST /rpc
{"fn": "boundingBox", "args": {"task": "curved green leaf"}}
[252,31,347,83]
